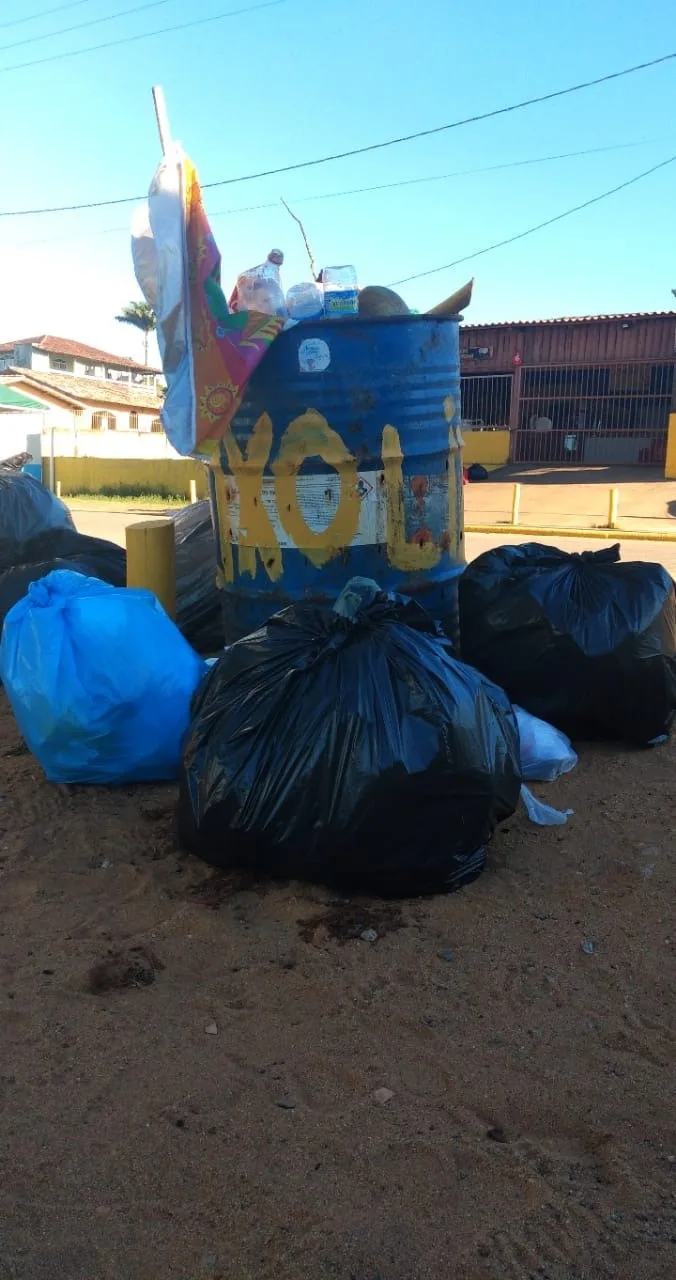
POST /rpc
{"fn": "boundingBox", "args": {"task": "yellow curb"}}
[464,523,676,543]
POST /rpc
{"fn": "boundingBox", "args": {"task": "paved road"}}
[70,505,173,547]
[70,503,676,579]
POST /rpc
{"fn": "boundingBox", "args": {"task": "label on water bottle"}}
[323,289,359,317]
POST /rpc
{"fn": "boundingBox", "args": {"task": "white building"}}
[0,334,160,388]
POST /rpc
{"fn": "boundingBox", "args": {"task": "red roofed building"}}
[0,335,160,388]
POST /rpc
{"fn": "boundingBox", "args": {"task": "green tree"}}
[115,301,157,365]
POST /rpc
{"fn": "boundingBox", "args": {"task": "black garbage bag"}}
[178,581,521,897]
[459,542,676,745]
[171,502,223,655]
[0,469,73,561]
[0,529,126,632]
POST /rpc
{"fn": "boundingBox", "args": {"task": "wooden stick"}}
[280,197,318,281]
[152,85,172,156]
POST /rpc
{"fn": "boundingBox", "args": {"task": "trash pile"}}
[459,542,676,746]
[0,469,127,634]
[0,471,222,652]
[1,569,206,785]
[1,467,675,895]
[178,579,521,897]
[171,501,223,655]
[226,247,473,325]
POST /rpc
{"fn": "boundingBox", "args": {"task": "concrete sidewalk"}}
[68,498,676,581]
[463,464,676,534]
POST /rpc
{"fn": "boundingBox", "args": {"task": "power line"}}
[0,0,94,30]
[0,140,655,249]
[1,140,655,248]
[0,0,288,75]
[0,49,673,217]
[390,153,676,286]
[2,0,173,53]
[265,139,653,210]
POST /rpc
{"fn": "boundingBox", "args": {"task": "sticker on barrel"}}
[298,338,331,374]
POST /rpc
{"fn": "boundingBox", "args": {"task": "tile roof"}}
[461,311,676,330]
[0,334,159,373]
[0,367,162,411]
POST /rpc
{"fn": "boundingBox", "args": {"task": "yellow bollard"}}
[607,487,619,530]
[126,518,176,619]
[511,482,521,526]
[189,478,198,504]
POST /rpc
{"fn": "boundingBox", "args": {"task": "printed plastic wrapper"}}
[178,579,521,897]
[171,501,223,654]
[0,469,73,562]
[459,542,676,745]
[516,706,577,782]
[0,570,207,784]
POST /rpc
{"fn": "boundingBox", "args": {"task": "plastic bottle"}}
[322,265,359,317]
[286,281,324,322]
[235,249,287,317]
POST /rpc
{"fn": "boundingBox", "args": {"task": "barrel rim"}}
[286,313,463,333]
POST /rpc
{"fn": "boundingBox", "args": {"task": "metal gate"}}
[460,373,512,429]
[513,361,674,465]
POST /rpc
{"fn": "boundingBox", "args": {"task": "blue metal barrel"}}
[208,314,464,645]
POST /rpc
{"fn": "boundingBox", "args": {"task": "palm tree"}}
[115,301,157,365]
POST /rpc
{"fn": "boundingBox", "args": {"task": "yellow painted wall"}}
[461,429,510,469]
[45,456,210,498]
[665,414,676,480]
[44,429,512,497]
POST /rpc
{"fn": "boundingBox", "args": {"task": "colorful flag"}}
[132,144,284,458]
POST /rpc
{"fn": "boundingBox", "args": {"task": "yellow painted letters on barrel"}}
[381,424,441,571]
[272,410,360,568]
[444,394,463,562]
[221,412,282,581]
[210,466,235,585]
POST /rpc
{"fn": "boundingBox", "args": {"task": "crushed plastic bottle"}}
[286,281,324,322]
[322,264,359,317]
[234,249,287,318]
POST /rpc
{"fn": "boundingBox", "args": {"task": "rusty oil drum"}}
[208,314,465,645]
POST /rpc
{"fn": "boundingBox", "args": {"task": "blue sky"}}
[0,0,674,364]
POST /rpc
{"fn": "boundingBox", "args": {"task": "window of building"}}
[49,355,69,371]
[129,412,139,430]
[150,417,163,433]
[91,411,117,431]
[84,364,96,377]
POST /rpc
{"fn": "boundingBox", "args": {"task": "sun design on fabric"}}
[200,382,238,422]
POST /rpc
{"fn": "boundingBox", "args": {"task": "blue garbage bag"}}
[0,569,207,784]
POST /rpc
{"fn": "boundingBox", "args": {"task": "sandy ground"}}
[0,488,673,1277]
[0,684,675,1278]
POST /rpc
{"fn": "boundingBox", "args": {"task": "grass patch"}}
[64,487,189,506]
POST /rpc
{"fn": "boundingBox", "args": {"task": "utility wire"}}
[0,49,673,216]
[0,0,94,30]
[390,153,676,286]
[1,140,654,248]
[0,0,288,75]
[2,0,173,53]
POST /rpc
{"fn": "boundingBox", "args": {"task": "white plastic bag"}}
[520,784,573,826]
[516,706,577,782]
